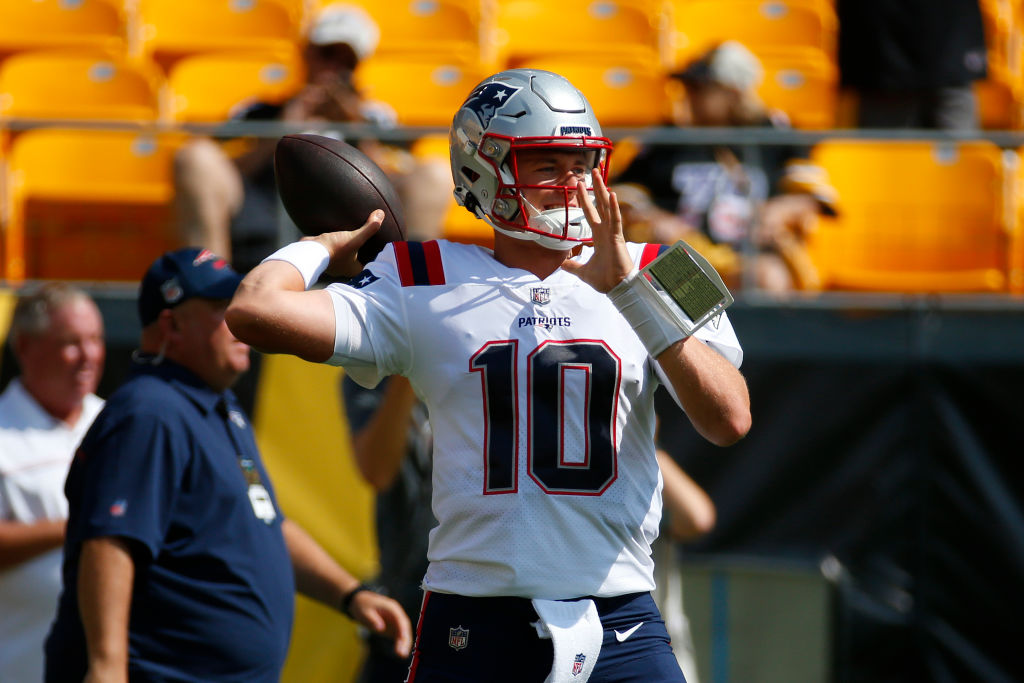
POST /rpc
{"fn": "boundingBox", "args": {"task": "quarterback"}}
[227,69,750,682]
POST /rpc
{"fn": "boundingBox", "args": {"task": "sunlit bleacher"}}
[0,0,1022,293]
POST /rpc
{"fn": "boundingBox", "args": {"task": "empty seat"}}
[166,49,305,123]
[0,0,127,60]
[137,0,303,70]
[496,0,665,66]
[755,47,838,129]
[355,56,491,126]
[0,50,162,122]
[807,140,1016,293]
[3,129,185,281]
[669,0,837,65]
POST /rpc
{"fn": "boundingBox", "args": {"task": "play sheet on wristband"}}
[639,240,734,337]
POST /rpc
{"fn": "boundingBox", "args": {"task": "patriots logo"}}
[463,82,521,128]
[345,269,380,289]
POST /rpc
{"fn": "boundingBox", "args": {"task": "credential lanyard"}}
[217,398,277,525]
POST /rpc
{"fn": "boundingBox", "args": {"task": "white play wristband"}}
[261,241,331,290]
[609,269,688,357]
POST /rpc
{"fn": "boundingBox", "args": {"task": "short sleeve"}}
[69,413,187,561]
[324,244,412,386]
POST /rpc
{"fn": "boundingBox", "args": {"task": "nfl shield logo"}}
[448,626,469,651]
[572,652,586,675]
[531,287,551,305]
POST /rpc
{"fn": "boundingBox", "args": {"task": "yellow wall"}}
[252,353,378,683]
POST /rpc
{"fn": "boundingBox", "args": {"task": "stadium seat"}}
[0,0,128,60]
[355,56,491,126]
[807,140,1017,293]
[336,0,494,65]
[3,129,185,281]
[165,48,306,123]
[975,0,1023,129]
[669,0,838,66]
[516,56,674,127]
[756,47,838,129]
[0,50,162,122]
[495,0,665,66]
[137,0,304,71]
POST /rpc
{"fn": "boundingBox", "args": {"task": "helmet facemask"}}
[481,136,612,250]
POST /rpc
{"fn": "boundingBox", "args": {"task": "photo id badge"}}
[637,240,734,336]
[248,484,277,524]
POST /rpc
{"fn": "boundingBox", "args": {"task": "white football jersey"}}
[326,240,742,599]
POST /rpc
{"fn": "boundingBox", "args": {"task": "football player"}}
[226,69,750,682]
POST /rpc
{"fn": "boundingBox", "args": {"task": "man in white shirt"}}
[0,283,105,682]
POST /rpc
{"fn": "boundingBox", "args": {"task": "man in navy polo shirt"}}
[44,248,411,682]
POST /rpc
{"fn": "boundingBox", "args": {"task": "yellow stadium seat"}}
[807,140,1017,293]
[756,47,838,129]
[496,0,665,66]
[3,129,185,281]
[0,50,162,122]
[166,49,306,123]
[338,0,493,65]
[355,56,490,127]
[669,0,837,66]
[0,0,127,60]
[516,56,673,127]
[137,0,304,71]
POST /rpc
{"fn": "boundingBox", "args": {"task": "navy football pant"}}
[406,591,685,683]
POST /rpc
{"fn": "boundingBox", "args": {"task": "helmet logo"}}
[463,82,521,128]
[559,126,593,136]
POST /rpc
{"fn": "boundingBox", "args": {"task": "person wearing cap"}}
[616,41,838,292]
[173,3,387,273]
[43,248,412,683]
[0,283,105,682]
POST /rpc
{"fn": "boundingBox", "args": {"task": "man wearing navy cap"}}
[44,248,411,682]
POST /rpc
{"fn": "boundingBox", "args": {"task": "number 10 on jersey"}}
[471,339,621,496]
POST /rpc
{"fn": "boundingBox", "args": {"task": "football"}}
[274,133,406,265]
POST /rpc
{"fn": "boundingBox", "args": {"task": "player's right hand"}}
[303,210,383,278]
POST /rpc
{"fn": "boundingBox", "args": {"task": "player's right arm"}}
[78,536,133,683]
[226,211,384,362]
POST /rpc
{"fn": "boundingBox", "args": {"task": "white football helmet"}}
[450,69,613,250]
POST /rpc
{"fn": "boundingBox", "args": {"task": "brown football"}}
[274,133,406,265]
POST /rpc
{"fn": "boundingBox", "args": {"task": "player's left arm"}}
[654,337,751,446]
[281,519,412,657]
[564,170,751,447]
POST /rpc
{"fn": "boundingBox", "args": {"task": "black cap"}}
[138,248,243,326]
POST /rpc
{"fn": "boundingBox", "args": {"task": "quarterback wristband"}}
[608,269,688,357]
[261,241,330,290]
[340,584,373,618]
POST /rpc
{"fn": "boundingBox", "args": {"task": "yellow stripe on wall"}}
[0,288,17,376]
[252,353,379,683]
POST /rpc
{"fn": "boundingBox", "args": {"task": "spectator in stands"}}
[173,3,384,272]
[615,41,838,292]
[0,284,105,682]
[837,0,987,130]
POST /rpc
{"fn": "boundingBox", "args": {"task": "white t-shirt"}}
[327,240,742,600]
[0,379,103,682]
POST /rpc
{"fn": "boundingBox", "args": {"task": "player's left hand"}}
[348,589,413,657]
[561,170,634,293]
